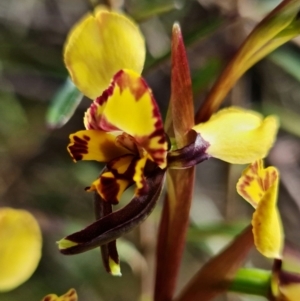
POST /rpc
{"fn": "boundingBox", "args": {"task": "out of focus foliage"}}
[1,0,300,300]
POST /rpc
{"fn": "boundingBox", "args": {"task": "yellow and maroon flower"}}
[58,8,169,275]
[58,7,280,275]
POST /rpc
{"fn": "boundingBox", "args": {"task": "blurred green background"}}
[1,0,300,300]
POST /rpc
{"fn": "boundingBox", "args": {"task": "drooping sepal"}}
[41,288,78,301]
[84,69,168,168]
[58,169,165,254]
[237,160,283,258]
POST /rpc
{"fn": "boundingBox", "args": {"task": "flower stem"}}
[229,268,271,297]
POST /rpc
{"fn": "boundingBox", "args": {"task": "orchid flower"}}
[236,158,300,301]
[0,207,42,292]
[236,160,294,300]
[58,7,279,275]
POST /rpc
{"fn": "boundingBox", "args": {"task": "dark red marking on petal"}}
[87,81,119,131]
[238,183,251,201]
[106,155,137,180]
[96,82,115,106]
[136,127,167,167]
[99,176,121,205]
[43,297,52,301]
[69,135,90,161]
[99,115,120,132]
[135,168,148,197]
[138,95,168,166]
[85,81,115,130]
[83,135,90,141]
[92,155,140,204]
[114,70,148,101]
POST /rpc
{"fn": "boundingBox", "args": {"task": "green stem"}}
[229,268,271,297]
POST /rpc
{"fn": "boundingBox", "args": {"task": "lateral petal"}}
[84,70,168,168]
[193,107,279,164]
[0,208,42,292]
[64,8,145,100]
[68,130,130,162]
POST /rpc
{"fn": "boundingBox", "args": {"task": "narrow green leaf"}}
[187,222,246,242]
[128,0,180,22]
[46,78,82,129]
[229,268,271,297]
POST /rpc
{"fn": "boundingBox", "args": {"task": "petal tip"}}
[109,257,122,277]
[57,238,78,251]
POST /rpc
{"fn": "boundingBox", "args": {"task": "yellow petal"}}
[84,69,168,168]
[64,7,145,99]
[237,160,283,258]
[41,288,78,301]
[252,187,283,258]
[0,208,42,292]
[193,107,279,164]
[68,130,130,162]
